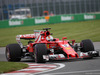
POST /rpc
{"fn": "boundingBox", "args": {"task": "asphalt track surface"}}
[0,42,100,75]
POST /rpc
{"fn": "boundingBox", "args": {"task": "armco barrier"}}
[0,13,100,28]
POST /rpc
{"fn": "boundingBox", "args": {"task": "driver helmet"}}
[46,35,53,41]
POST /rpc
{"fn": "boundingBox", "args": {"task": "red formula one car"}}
[5,28,99,63]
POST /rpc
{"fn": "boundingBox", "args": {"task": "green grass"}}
[0,20,100,47]
[0,62,28,73]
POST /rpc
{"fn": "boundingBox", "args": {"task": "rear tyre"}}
[80,39,94,52]
[5,44,22,62]
[34,44,47,63]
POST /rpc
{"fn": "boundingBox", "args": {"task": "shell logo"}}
[66,47,71,50]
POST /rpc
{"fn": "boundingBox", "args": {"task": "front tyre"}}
[80,39,94,52]
[80,39,95,59]
[34,44,47,63]
[5,44,22,62]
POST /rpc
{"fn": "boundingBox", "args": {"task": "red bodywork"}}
[16,29,79,60]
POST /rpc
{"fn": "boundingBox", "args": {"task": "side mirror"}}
[62,37,67,44]
[62,37,67,40]
[72,40,75,45]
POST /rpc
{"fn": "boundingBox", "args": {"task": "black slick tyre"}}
[34,44,47,63]
[80,39,94,52]
[5,44,22,62]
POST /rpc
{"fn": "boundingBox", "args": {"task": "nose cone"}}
[68,53,79,58]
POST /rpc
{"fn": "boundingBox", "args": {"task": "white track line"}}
[30,63,65,75]
[29,65,57,68]
[0,73,30,75]
[41,69,100,75]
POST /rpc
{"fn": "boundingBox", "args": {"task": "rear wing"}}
[34,30,42,41]
[17,34,35,39]
[16,30,42,48]
[16,34,35,48]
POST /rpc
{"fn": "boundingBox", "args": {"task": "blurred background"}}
[0,0,100,20]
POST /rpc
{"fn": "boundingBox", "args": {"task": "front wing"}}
[43,51,99,61]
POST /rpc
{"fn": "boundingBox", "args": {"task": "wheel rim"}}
[34,50,37,62]
[34,53,37,62]
[6,48,10,60]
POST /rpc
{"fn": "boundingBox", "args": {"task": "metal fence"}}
[0,0,100,20]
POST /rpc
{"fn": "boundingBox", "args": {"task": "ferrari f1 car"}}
[5,28,99,63]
